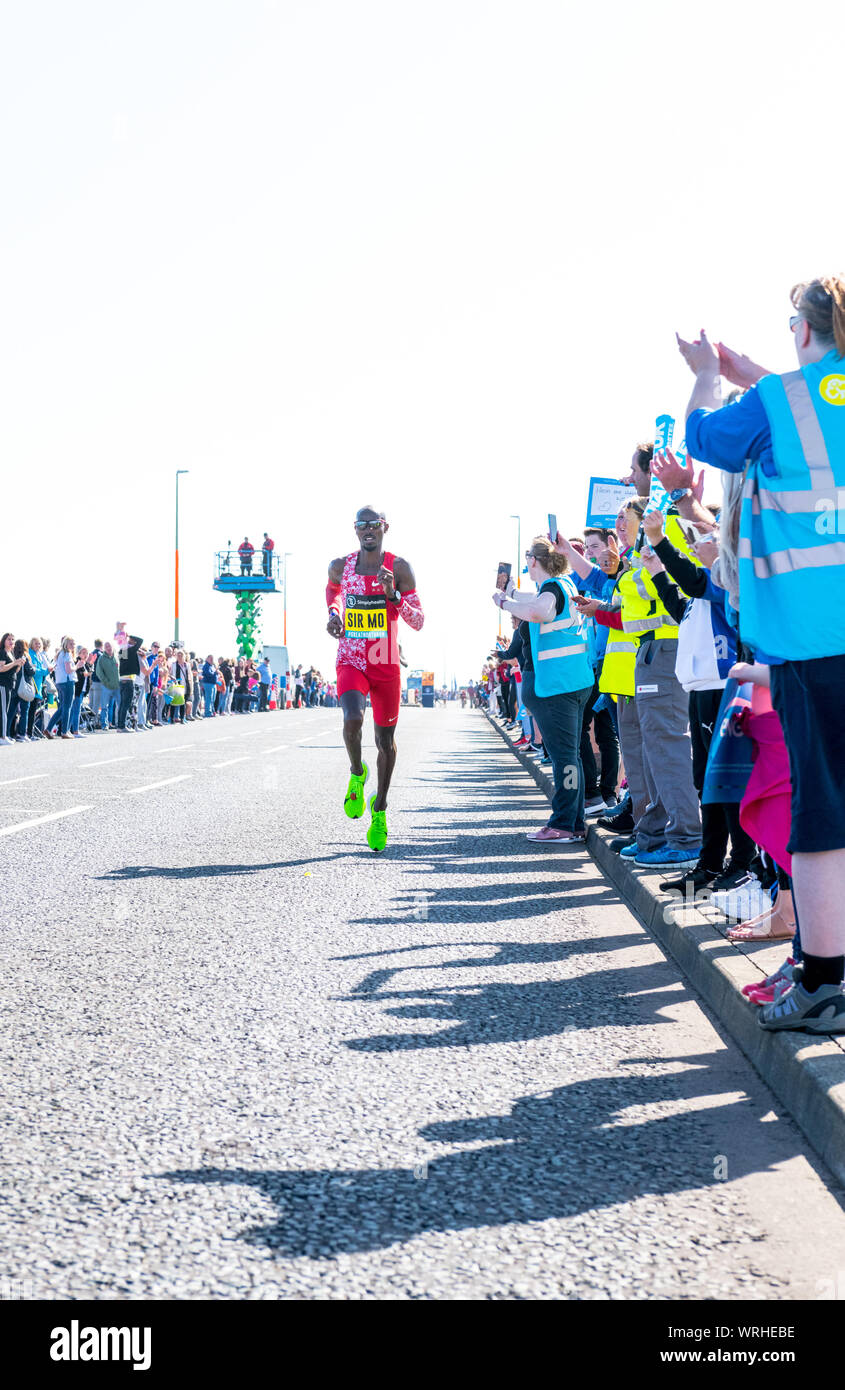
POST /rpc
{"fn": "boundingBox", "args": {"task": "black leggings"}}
[689,689,756,873]
[580,677,620,801]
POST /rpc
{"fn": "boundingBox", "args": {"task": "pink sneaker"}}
[747,975,794,1007]
[741,957,795,999]
[526,826,585,843]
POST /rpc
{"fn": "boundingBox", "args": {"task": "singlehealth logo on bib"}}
[819,373,845,405]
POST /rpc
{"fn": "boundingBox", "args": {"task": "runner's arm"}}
[326,558,344,615]
[326,558,345,637]
[392,557,425,630]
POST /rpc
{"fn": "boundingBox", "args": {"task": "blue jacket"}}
[573,562,625,666]
[687,350,845,661]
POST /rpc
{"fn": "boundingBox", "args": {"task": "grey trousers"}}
[617,638,701,853]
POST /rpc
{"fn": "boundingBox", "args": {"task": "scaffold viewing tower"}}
[213,548,282,658]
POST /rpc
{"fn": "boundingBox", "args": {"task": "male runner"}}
[326,507,424,851]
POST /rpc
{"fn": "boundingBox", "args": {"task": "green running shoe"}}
[366,794,388,852]
[344,762,369,819]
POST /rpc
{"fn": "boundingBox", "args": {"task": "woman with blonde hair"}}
[47,636,77,739]
[492,536,594,841]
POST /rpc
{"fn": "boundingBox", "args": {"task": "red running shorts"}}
[336,664,401,727]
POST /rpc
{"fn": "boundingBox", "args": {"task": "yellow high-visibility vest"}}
[621,509,701,642]
[598,621,639,698]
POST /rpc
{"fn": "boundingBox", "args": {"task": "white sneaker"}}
[584,797,608,817]
[710,877,772,922]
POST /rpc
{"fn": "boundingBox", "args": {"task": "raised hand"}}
[639,545,664,577]
[642,510,665,545]
[651,447,694,493]
[676,328,719,375]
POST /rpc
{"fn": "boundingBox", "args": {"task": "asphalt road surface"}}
[2,705,845,1300]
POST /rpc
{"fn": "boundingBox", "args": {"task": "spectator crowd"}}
[483,273,845,1036]
[0,633,337,742]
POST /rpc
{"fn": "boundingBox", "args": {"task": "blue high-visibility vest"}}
[528,576,594,696]
[741,349,845,660]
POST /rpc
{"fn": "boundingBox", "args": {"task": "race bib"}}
[344,593,388,638]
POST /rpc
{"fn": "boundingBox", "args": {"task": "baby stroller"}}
[80,699,99,734]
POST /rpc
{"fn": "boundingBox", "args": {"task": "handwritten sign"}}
[586,477,638,528]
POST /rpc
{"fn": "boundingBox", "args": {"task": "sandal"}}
[727,907,795,941]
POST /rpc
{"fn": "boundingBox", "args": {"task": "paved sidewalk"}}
[487,712,845,1186]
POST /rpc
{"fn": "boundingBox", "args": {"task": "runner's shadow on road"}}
[96,854,358,880]
[350,885,617,926]
[160,1052,806,1259]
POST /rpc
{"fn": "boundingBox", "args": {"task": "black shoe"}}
[710,862,756,893]
[609,834,636,853]
[658,865,719,895]
[597,811,634,833]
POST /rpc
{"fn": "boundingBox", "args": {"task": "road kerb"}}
[485,711,845,1187]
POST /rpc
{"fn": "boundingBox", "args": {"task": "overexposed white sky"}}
[3,0,843,682]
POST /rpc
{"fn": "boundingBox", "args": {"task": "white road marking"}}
[0,773,49,786]
[212,757,252,768]
[126,775,191,795]
[80,757,134,768]
[0,805,92,837]
[154,744,191,752]
[265,745,288,753]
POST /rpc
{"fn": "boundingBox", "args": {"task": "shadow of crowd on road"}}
[114,720,815,1260]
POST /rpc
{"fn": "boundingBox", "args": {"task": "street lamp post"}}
[175,470,189,643]
[510,514,521,588]
[283,552,292,646]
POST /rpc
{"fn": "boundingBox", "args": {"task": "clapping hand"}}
[716,341,770,389]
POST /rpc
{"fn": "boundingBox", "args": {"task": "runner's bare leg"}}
[373,723,397,812]
[340,691,366,777]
